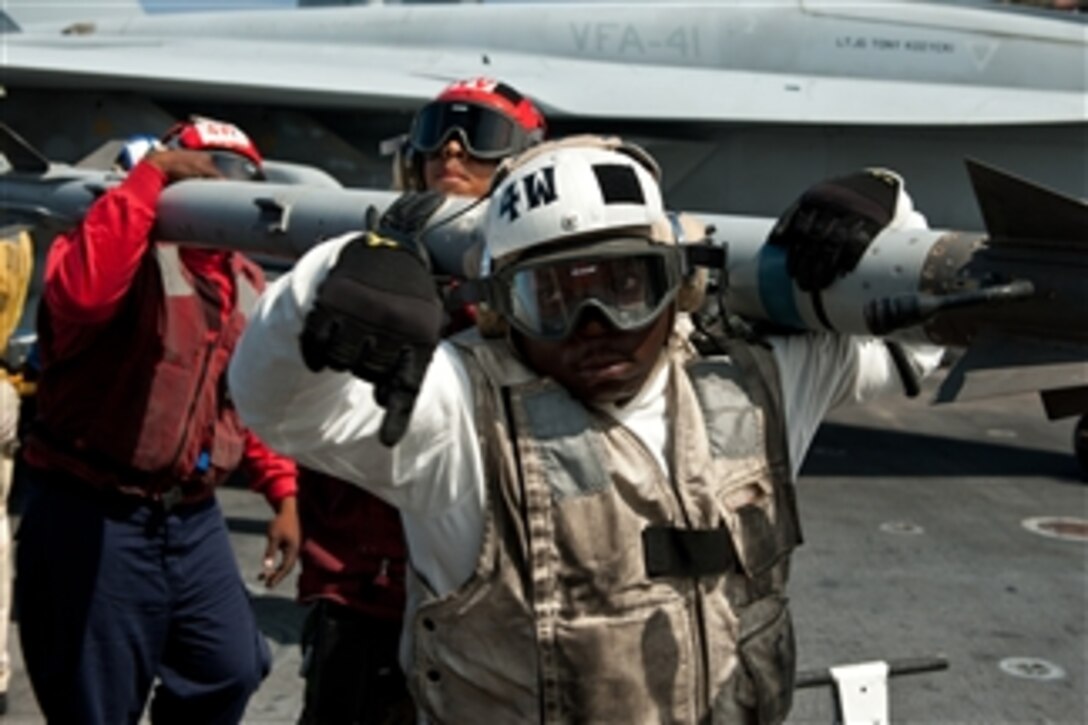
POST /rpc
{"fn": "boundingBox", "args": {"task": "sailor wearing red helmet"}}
[16,116,299,724]
[403,76,546,196]
[294,79,545,725]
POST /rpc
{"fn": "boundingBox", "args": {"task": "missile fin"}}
[967,158,1088,247]
[1040,385,1088,420]
[0,123,49,174]
[75,140,127,171]
[936,330,1088,405]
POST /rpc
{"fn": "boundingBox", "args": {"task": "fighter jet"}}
[0,0,1084,228]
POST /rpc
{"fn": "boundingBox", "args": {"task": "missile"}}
[710,160,1087,419]
[2,123,1085,418]
[150,163,1086,418]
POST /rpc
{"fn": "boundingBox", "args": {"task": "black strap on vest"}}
[643,525,738,579]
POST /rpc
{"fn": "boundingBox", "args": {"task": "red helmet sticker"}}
[161,116,263,166]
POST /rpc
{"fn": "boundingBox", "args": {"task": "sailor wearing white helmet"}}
[229,136,942,723]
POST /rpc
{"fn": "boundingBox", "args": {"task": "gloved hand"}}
[144,148,225,183]
[300,191,446,446]
[768,168,903,292]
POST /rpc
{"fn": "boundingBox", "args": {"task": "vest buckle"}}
[160,485,184,511]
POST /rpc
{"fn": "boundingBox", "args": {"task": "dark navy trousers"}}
[15,472,271,724]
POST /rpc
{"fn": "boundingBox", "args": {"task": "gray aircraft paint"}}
[0,0,1083,229]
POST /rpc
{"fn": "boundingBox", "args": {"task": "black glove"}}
[300,191,446,446]
[768,169,901,292]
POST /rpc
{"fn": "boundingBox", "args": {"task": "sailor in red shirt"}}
[16,117,300,725]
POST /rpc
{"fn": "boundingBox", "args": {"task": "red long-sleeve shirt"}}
[43,160,297,504]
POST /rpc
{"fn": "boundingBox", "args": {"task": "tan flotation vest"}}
[410,329,802,724]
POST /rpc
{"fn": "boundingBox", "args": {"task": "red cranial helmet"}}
[400,77,546,191]
[160,116,264,180]
[430,77,546,144]
[406,77,541,167]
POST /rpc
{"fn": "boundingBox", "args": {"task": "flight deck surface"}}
[3,375,1084,724]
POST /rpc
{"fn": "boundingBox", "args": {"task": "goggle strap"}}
[685,243,726,272]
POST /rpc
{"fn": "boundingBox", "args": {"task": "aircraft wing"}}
[3,0,1086,125]
[0,36,446,110]
[3,33,1084,126]
[3,0,1084,230]
[489,60,1087,125]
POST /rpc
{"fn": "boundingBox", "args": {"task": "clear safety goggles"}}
[208,150,264,181]
[409,101,533,160]
[488,240,686,341]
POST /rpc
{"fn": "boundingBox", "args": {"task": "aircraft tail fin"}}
[1,0,144,31]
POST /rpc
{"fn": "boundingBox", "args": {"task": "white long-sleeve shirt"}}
[229,233,943,601]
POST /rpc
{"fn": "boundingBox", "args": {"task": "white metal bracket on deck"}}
[829,660,891,725]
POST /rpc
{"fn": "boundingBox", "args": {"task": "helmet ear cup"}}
[669,212,711,313]
[677,269,708,313]
[387,135,422,192]
[405,145,426,191]
[468,243,508,338]
[474,303,509,339]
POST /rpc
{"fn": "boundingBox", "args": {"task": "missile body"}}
[154,176,1084,354]
[154,173,1088,417]
[3,158,1084,415]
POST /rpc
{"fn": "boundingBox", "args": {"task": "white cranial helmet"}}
[484,138,669,267]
